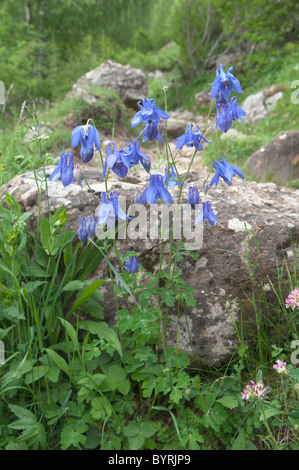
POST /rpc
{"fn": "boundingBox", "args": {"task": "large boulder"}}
[67,60,148,109]
[246,130,299,184]
[2,166,298,367]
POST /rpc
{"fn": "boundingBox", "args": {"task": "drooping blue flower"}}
[97,191,132,229]
[139,174,174,205]
[215,103,233,133]
[209,156,245,188]
[124,252,139,274]
[102,142,130,179]
[188,186,200,210]
[49,152,75,187]
[164,165,180,190]
[195,201,217,227]
[122,139,151,172]
[173,123,212,150]
[71,124,101,164]
[139,121,164,144]
[229,96,246,123]
[210,64,243,101]
[78,215,97,243]
[131,98,169,128]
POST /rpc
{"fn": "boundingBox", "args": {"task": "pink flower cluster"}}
[285,288,299,311]
[273,359,289,375]
[241,380,269,401]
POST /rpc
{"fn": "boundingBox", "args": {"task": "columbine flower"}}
[49,152,75,187]
[210,156,245,188]
[230,96,246,123]
[96,191,132,229]
[273,360,289,375]
[215,103,233,133]
[241,380,269,401]
[173,123,211,150]
[131,98,169,128]
[124,252,139,274]
[210,64,243,101]
[78,215,97,243]
[140,121,164,144]
[188,186,200,209]
[285,288,299,311]
[71,124,101,164]
[195,201,217,227]
[122,139,151,171]
[102,142,130,179]
[164,166,181,190]
[139,174,174,205]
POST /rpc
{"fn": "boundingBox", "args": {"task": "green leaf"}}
[129,434,145,450]
[24,365,50,385]
[123,423,140,437]
[216,396,238,409]
[139,421,156,438]
[45,348,71,378]
[60,420,88,450]
[259,407,284,422]
[288,368,299,380]
[66,280,106,318]
[62,280,86,292]
[230,429,246,450]
[59,318,79,351]
[79,320,122,357]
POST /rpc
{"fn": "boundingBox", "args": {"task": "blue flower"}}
[49,152,75,187]
[102,142,130,179]
[97,191,132,229]
[209,157,245,188]
[71,124,101,164]
[140,121,164,144]
[195,201,217,227]
[210,64,243,101]
[131,98,169,128]
[123,139,151,172]
[229,96,246,123]
[124,252,139,274]
[188,186,200,209]
[164,165,180,190]
[215,103,233,133]
[78,215,97,243]
[173,123,211,150]
[139,174,174,205]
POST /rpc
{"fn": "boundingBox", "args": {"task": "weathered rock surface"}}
[2,165,298,367]
[194,90,211,108]
[242,85,285,124]
[67,60,148,108]
[167,110,205,137]
[246,130,299,184]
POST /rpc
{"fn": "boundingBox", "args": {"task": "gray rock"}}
[194,90,212,108]
[2,166,298,367]
[67,60,148,108]
[246,130,299,184]
[167,111,205,137]
[242,85,285,124]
